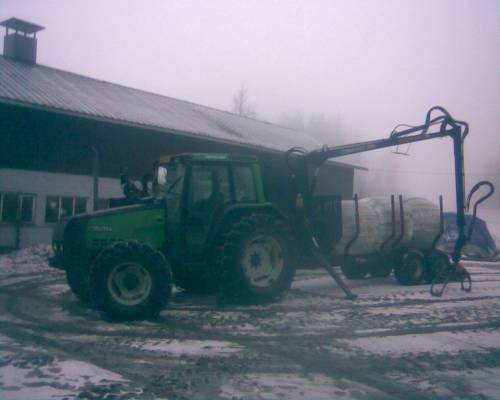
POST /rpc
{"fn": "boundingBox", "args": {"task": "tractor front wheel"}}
[89,241,172,320]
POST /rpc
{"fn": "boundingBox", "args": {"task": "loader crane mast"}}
[287,106,494,297]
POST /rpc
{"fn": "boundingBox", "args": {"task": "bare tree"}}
[232,83,256,118]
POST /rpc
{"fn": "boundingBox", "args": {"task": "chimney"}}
[1,17,45,64]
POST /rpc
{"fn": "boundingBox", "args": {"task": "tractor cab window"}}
[157,163,185,213]
[156,164,184,196]
[189,165,230,220]
[233,166,257,202]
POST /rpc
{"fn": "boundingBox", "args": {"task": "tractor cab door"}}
[184,164,231,258]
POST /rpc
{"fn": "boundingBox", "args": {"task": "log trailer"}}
[51,106,494,319]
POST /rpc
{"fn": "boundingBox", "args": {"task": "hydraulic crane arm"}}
[286,106,494,298]
[301,106,471,263]
[303,106,468,165]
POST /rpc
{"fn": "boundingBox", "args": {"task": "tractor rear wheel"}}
[217,214,294,302]
[394,250,426,285]
[89,241,172,320]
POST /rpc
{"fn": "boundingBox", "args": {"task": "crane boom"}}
[295,106,469,263]
[286,106,494,298]
[304,106,467,165]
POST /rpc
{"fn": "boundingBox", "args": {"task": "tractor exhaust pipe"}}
[91,146,99,211]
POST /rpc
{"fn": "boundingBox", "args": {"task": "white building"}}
[0,169,122,248]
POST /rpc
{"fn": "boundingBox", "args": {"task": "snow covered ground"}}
[0,245,499,399]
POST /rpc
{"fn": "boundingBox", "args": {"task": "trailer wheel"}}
[424,251,450,283]
[394,250,425,285]
[89,241,172,320]
[369,256,393,278]
[66,265,91,303]
[341,259,369,280]
[217,213,295,302]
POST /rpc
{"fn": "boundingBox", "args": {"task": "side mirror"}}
[157,166,168,186]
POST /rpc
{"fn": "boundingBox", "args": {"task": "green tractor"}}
[51,153,296,320]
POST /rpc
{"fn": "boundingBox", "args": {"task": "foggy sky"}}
[1,0,498,207]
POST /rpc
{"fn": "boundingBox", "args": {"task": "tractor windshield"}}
[156,163,185,203]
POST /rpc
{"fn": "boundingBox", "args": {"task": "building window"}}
[0,193,36,223]
[97,198,110,210]
[75,198,87,214]
[21,195,34,222]
[45,196,87,223]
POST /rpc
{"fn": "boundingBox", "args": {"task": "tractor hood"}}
[52,203,166,259]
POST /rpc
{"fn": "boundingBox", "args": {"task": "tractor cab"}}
[153,153,269,285]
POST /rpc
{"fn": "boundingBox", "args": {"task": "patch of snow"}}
[0,334,17,346]
[130,339,243,357]
[337,328,500,356]
[0,358,128,400]
[388,367,500,400]
[443,367,500,400]
[0,333,136,400]
[0,244,53,280]
[39,283,69,297]
[50,359,126,385]
[220,373,384,399]
[366,297,499,316]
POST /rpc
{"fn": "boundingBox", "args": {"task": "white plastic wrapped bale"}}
[404,197,441,249]
[364,197,413,248]
[334,198,389,255]
[334,196,441,256]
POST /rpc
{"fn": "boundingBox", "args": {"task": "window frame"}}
[230,164,259,203]
[187,162,232,211]
[44,195,88,224]
[0,192,37,224]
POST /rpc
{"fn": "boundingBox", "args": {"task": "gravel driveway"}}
[1,245,499,399]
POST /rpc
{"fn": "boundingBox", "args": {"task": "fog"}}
[1,0,498,209]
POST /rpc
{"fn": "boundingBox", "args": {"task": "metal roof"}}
[0,18,45,34]
[0,55,364,169]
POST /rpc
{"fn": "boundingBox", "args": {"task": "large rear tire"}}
[217,214,295,302]
[89,241,172,320]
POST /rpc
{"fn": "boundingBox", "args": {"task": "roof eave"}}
[0,96,367,171]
